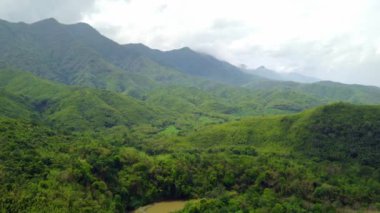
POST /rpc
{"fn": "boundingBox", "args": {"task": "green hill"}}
[187,103,380,166]
[176,103,380,212]
[292,103,380,167]
[0,69,162,131]
[2,68,380,136]
[0,69,235,134]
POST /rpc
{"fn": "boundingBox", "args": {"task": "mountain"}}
[0,18,199,96]
[1,18,380,124]
[124,43,256,85]
[248,66,320,83]
[0,18,255,91]
[1,18,380,113]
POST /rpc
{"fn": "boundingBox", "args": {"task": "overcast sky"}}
[0,0,379,86]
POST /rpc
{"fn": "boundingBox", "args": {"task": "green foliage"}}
[0,102,379,212]
[0,69,165,131]
[0,69,379,212]
[0,19,379,213]
[291,103,380,167]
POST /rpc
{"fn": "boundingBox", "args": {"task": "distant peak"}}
[124,43,152,51]
[125,43,149,48]
[257,65,267,70]
[32,18,60,25]
[69,21,100,33]
[169,47,194,54]
[36,18,58,23]
[179,47,192,51]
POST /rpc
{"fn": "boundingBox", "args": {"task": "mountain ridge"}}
[0,18,258,87]
[246,65,320,83]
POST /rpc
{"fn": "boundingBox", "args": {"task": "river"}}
[132,200,188,213]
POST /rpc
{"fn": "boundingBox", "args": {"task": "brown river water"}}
[132,200,188,213]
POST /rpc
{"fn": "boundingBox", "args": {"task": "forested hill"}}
[0,69,170,131]
[187,103,380,167]
[2,68,380,134]
[0,103,379,212]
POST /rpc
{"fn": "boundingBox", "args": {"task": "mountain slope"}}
[124,43,256,85]
[0,18,209,94]
[0,18,256,92]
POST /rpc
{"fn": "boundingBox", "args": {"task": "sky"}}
[0,0,379,86]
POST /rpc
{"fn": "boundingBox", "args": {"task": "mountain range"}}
[248,66,320,83]
[0,18,379,212]
[1,18,380,111]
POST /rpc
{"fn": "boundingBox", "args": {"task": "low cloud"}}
[0,0,96,23]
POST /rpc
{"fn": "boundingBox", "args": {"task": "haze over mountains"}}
[0,18,320,87]
[0,17,379,212]
[247,66,320,83]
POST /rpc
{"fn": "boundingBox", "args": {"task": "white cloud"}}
[0,0,96,23]
[80,0,380,86]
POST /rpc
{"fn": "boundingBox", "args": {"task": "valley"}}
[0,18,379,213]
